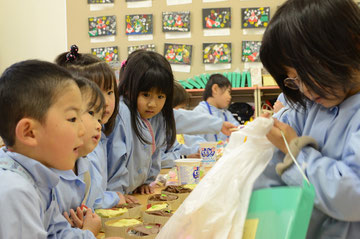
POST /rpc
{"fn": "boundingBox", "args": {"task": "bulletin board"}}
[66,0,286,81]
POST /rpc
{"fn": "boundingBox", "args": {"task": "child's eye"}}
[98,119,102,124]
[143,92,150,97]
[68,117,77,123]
[158,95,166,99]
[107,90,114,96]
[88,111,94,116]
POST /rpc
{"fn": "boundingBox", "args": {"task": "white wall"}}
[0,0,67,74]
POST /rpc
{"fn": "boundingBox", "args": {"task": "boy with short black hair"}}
[0,60,101,238]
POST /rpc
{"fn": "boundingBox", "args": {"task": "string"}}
[280,130,310,185]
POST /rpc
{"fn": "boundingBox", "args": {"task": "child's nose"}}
[78,120,86,137]
[148,99,156,107]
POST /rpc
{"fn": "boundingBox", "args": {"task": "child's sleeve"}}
[106,115,130,194]
[174,108,223,135]
[226,110,240,126]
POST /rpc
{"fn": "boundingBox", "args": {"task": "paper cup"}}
[175,158,201,185]
[199,142,217,167]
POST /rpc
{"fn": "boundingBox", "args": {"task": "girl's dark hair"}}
[260,0,360,107]
[203,73,231,101]
[0,60,75,146]
[74,77,105,115]
[119,50,176,150]
[173,81,189,108]
[55,46,119,135]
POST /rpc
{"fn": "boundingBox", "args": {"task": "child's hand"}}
[63,207,84,228]
[82,208,101,236]
[136,184,154,195]
[124,194,139,203]
[221,122,237,136]
[115,192,127,206]
[266,118,298,154]
[273,100,285,113]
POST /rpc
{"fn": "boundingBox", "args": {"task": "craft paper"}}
[203,43,232,64]
[126,0,152,8]
[203,8,231,29]
[125,14,153,35]
[164,43,192,65]
[91,46,119,63]
[241,7,270,29]
[205,64,231,71]
[88,15,116,37]
[162,11,190,32]
[89,4,114,11]
[242,41,261,62]
[171,64,191,73]
[203,28,230,36]
[165,32,192,39]
[128,44,156,55]
[167,0,192,5]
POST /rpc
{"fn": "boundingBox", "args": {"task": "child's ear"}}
[15,118,39,147]
[212,84,220,95]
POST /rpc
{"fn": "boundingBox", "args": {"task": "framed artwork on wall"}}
[202,7,231,29]
[128,44,156,55]
[125,14,153,35]
[241,7,270,29]
[88,15,116,37]
[88,0,114,3]
[242,41,261,62]
[203,43,232,64]
[162,11,190,32]
[91,46,119,63]
[164,43,192,65]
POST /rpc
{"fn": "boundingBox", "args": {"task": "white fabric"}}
[156,117,274,239]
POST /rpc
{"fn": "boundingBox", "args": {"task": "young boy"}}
[193,73,240,142]
[0,60,101,238]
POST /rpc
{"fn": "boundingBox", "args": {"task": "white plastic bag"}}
[156,117,275,239]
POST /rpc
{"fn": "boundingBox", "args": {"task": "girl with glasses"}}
[255,0,360,238]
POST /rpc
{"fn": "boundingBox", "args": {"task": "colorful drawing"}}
[125,14,153,35]
[128,44,156,55]
[91,46,119,63]
[241,7,270,29]
[162,11,190,32]
[242,41,261,62]
[88,0,114,3]
[164,44,192,65]
[203,43,232,64]
[88,15,116,37]
[202,8,231,29]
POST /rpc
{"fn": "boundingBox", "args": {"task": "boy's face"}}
[137,88,166,119]
[214,86,232,109]
[78,94,102,157]
[36,82,85,170]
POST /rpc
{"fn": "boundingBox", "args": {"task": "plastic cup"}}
[175,158,201,185]
[199,142,217,167]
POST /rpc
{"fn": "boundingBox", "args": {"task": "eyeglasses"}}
[284,77,303,91]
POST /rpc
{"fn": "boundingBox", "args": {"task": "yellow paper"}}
[242,218,259,239]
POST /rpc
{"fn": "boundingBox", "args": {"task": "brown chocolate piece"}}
[148,194,178,201]
[145,210,173,217]
[127,223,161,236]
[116,203,141,209]
[163,185,192,193]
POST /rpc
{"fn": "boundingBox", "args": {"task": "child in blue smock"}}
[0,60,100,238]
[56,45,138,204]
[107,50,177,195]
[255,0,360,238]
[51,77,126,228]
[160,81,206,168]
[193,73,239,142]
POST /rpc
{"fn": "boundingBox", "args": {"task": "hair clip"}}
[65,44,79,62]
[121,60,127,68]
